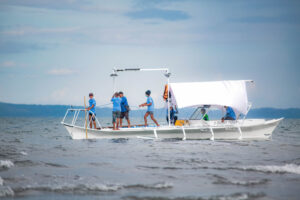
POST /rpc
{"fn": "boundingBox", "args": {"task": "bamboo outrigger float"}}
[61,68,283,140]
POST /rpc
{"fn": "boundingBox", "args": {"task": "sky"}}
[0,0,299,109]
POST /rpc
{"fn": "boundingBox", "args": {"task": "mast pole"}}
[113,76,116,92]
[167,76,171,127]
[111,69,118,93]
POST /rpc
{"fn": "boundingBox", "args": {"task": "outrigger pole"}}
[110,68,172,127]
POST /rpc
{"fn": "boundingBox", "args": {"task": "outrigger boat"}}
[61,68,283,140]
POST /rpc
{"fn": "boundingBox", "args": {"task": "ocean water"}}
[0,117,299,200]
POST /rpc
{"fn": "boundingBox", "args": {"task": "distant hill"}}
[247,108,300,119]
[0,102,300,119]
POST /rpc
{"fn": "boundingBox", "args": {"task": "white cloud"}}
[48,87,83,105]
[47,68,76,75]
[0,61,16,68]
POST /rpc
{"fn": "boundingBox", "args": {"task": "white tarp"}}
[169,80,250,115]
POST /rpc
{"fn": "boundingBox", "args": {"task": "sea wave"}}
[13,182,173,194]
[125,182,173,190]
[198,163,300,175]
[242,164,300,175]
[14,160,38,167]
[0,186,14,197]
[43,162,68,168]
[15,183,122,194]
[0,160,14,169]
[20,151,28,156]
[212,175,269,186]
[123,192,265,200]
[0,171,11,197]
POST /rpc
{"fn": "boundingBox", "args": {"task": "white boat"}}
[61,68,283,140]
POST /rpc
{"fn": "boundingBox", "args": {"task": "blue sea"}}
[0,117,300,200]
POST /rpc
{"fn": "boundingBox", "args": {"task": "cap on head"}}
[201,108,206,113]
[145,90,151,95]
[89,93,93,97]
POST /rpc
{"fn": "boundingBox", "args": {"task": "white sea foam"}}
[213,174,269,186]
[75,183,122,192]
[243,164,300,175]
[20,151,28,156]
[125,182,173,189]
[216,193,252,200]
[19,183,122,193]
[0,160,14,169]
[0,186,14,197]
[150,182,173,189]
[15,181,173,194]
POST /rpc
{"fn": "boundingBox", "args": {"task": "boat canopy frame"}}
[110,67,172,127]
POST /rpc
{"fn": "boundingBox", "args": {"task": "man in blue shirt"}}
[111,92,121,130]
[139,90,160,127]
[86,93,97,129]
[222,106,236,122]
[119,91,131,128]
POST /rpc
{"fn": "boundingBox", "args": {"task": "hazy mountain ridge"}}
[0,102,299,118]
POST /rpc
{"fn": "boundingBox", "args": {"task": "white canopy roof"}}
[169,80,251,115]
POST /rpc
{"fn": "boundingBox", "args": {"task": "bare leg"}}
[116,118,120,130]
[113,122,116,130]
[120,118,123,127]
[127,119,131,128]
[93,121,97,129]
[89,115,92,128]
[144,112,149,126]
[150,114,160,127]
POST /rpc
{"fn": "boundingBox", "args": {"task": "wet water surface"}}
[0,118,299,199]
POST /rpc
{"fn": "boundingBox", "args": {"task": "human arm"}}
[139,97,152,107]
[139,102,151,107]
[111,94,115,102]
[86,104,94,111]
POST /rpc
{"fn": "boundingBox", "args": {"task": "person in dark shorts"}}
[139,90,160,127]
[166,106,178,125]
[111,92,121,130]
[86,92,97,129]
[221,106,236,122]
[119,91,131,128]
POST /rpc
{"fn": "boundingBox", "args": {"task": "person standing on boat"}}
[86,92,97,129]
[221,106,236,122]
[201,108,209,121]
[139,90,160,127]
[119,91,131,128]
[166,106,178,125]
[111,92,121,130]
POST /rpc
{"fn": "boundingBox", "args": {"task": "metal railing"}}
[61,108,102,129]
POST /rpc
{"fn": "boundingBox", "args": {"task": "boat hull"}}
[62,118,283,140]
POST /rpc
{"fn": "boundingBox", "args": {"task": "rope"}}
[97,102,112,107]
